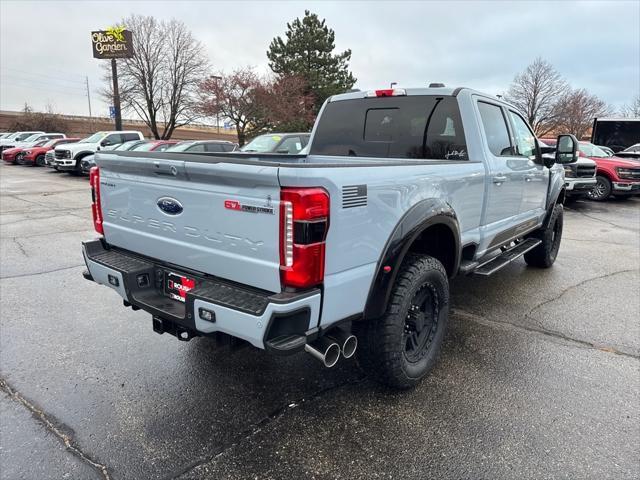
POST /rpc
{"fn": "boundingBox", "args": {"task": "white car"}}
[4,132,66,150]
[0,131,44,153]
[53,131,144,173]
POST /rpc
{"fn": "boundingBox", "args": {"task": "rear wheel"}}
[355,254,449,389]
[524,203,563,268]
[587,175,611,201]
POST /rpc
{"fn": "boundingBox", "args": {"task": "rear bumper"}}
[82,239,321,349]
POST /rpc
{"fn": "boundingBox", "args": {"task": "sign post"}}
[90,27,133,130]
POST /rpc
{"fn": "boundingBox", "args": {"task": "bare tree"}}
[198,69,314,145]
[554,88,613,139]
[198,68,266,146]
[102,15,208,139]
[620,93,640,118]
[504,57,568,136]
[253,74,316,132]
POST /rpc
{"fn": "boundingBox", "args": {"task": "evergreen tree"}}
[267,10,356,112]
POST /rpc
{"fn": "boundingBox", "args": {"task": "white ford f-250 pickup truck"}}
[82,86,578,389]
[54,130,144,173]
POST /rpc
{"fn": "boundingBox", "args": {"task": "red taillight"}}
[366,88,407,98]
[280,187,330,289]
[89,166,104,235]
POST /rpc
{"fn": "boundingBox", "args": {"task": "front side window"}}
[508,111,536,158]
[478,102,513,156]
[310,96,467,160]
[104,134,123,145]
[277,136,305,153]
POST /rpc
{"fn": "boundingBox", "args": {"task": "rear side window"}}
[478,102,513,156]
[205,143,225,152]
[311,96,467,160]
[123,133,141,142]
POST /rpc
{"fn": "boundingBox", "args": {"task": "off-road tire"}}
[355,254,450,389]
[587,175,612,201]
[524,203,563,268]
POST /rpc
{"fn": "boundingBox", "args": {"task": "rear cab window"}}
[310,96,468,160]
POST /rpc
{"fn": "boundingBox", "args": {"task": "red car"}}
[22,138,81,166]
[1,143,42,164]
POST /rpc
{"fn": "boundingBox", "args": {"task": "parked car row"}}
[1,130,312,176]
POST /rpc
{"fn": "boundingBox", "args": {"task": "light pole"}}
[210,75,222,135]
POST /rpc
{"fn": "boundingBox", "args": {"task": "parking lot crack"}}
[526,269,637,319]
[163,375,368,480]
[12,237,28,257]
[0,378,111,480]
[453,307,640,360]
[0,263,85,280]
[567,208,638,233]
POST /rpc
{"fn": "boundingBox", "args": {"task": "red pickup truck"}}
[577,142,640,201]
[22,138,81,166]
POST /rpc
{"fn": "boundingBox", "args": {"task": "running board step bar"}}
[473,238,542,276]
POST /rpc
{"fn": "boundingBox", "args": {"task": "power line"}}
[0,73,87,93]
[1,66,86,84]
[0,80,88,98]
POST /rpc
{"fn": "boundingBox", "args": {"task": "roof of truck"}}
[328,86,504,103]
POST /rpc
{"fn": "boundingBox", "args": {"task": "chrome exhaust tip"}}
[305,338,341,368]
[327,329,358,359]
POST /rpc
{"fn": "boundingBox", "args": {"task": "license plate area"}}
[164,271,195,303]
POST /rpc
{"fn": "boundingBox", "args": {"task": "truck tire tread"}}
[355,254,449,389]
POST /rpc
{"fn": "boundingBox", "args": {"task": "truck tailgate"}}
[96,153,282,292]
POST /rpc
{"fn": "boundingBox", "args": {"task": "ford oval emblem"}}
[157,197,183,215]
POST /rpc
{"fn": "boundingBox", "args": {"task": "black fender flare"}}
[73,151,94,161]
[363,199,460,320]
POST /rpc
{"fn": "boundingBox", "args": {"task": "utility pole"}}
[111,58,122,130]
[210,75,222,135]
[85,76,93,128]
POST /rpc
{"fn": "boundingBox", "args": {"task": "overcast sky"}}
[1,0,638,119]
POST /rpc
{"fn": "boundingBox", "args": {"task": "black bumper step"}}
[474,238,542,276]
[83,240,283,317]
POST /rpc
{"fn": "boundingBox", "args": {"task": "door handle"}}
[524,173,536,182]
[493,175,507,184]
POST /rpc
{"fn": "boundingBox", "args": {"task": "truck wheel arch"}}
[74,151,94,161]
[362,199,460,320]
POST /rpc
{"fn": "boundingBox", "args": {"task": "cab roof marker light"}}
[365,88,407,98]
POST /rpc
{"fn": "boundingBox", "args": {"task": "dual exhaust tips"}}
[304,329,357,368]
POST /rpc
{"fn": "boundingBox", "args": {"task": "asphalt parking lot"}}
[1,163,638,480]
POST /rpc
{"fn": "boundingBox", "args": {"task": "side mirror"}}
[101,139,112,147]
[555,134,579,164]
